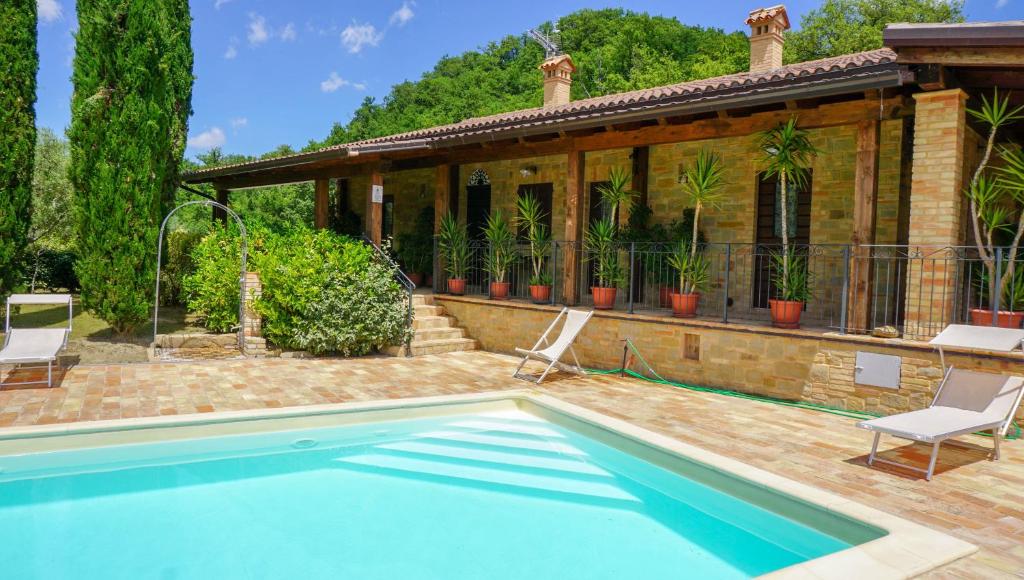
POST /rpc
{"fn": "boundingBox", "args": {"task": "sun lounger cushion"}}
[0,329,67,364]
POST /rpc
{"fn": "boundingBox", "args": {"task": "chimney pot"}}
[746,5,790,73]
[539,54,576,108]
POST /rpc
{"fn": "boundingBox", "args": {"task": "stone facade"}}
[243,271,267,356]
[436,295,1024,422]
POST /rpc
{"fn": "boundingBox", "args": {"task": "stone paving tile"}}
[2,351,1023,577]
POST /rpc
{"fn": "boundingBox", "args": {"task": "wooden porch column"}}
[562,150,585,305]
[314,178,330,229]
[365,170,384,246]
[847,119,880,332]
[213,189,229,225]
[434,163,450,234]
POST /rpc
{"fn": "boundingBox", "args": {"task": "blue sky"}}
[35,0,1021,160]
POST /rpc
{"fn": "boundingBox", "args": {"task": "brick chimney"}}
[746,5,790,73]
[539,54,576,108]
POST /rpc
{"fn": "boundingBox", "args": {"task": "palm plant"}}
[482,209,516,284]
[667,241,710,294]
[965,90,1024,310]
[680,148,725,258]
[770,250,813,303]
[516,193,552,286]
[584,167,635,291]
[438,212,469,280]
[758,118,817,296]
[585,217,625,287]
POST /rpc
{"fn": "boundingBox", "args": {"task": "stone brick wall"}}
[384,168,435,245]
[437,295,1024,422]
[458,154,569,234]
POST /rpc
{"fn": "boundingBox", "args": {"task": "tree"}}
[314,9,748,149]
[0,0,37,302]
[27,129,75,290]
[785,0,964,63]
[70,0,194,333]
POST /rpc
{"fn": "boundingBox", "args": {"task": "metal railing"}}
[432,240,1024,337]
[363,236,416,353]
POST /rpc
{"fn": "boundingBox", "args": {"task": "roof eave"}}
[884,22,1024,48]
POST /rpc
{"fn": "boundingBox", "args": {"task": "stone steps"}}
[384,294,476,357]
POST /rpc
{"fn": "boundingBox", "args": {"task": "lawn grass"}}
[2,297,206,364]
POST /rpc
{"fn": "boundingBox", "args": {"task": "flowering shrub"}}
[184,227,409,354]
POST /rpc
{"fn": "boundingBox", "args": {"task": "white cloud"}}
[214,0,233,8]
[353,82,367,91]
[341,23,383,53]
[320,72,349,93]
[247,13,269,45]
[390,1,415,27]
[280,22,297,41]
[224,42,238,59]
[230,117,248,130]
[996,0,1009,7]
[188,127,226,149]
[38,0,63,22]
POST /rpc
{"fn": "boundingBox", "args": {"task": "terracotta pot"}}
[447,278,466,295]
[592,286,618,310]
[529,284,552,304]
[769,299,804,329]
[407,272,424,287]
[969,308,1024,329]
[671,292,700,318]
[658,286,673,308]
[490,281,511,300]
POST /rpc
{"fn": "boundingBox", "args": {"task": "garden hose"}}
[586,338,1021,441]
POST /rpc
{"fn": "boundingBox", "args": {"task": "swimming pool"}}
[0,393,973,578]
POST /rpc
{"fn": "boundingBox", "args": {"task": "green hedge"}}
[184,227,410,355]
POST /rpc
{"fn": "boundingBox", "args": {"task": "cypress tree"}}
[70,0,194,333]
[0,0,38,301]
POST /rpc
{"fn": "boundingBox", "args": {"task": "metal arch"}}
[153,200,249,351]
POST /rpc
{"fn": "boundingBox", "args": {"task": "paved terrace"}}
[1,351,1022,578]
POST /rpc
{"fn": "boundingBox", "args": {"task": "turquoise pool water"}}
[0,410,868,578]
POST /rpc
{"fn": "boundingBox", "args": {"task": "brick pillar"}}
[563,150,585,305]
[242,272,266,356]
[902,89,968,340]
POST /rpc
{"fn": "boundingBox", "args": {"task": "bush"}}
[182,228,244,333]
[160,230,202,306]
[184,227,410,354]
[34,249,80,292]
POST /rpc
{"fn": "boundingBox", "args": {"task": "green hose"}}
[587,339,1021,441]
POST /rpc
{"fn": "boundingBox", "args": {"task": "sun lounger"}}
[858,324,1024,480]
[1,294,73,388]
[513,308,593,384]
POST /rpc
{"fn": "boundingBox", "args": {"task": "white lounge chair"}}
[0,294,73,388]
[858,324,1024,480]
[513,308,593,384]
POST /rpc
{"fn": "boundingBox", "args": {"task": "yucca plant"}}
[770,250,813,303]
[758,118,817,296]
[584,167,634,308]
[438,213,469,280]
[585,218,625,287]
[482,209,516,284]
[680,148,725,257]
[516,193,552,287]
[963,89,1024,314]
[667,241,710,294]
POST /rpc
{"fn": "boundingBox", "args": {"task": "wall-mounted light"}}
[519,165,538,178]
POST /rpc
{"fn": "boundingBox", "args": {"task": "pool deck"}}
[1,351,1022,578]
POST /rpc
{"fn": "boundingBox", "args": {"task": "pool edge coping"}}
[0,390,976,579]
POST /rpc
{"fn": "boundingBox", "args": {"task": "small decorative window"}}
[468,168,490,186]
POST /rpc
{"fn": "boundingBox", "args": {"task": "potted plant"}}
[961,90,1024,327]
[482,209,516,300]
[516,193,553,303]
[970,257,1024,328]
[667,242,709,317]
[768,250,813,328]
[438,213,470,295]
[667,148,724,317]
[758,118,817,328]
[584,167,634,309]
